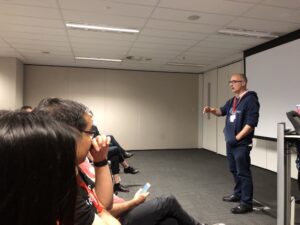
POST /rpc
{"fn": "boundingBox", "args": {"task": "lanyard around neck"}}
[78,177,103,214]
[232,96,239,113]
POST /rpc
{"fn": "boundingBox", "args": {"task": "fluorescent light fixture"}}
[167,62,206,67]
[218,28,280,39]
[66,23,139,34]
[76,57,122,62]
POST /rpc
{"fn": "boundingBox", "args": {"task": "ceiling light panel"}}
[66,23,140,34]
[167,62,206,67]
[218,28,280,39]
[229,17,299,33]
[75,56,122,62]
[207,34,266,45]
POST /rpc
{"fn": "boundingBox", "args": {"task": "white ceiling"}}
[0,0,299,73]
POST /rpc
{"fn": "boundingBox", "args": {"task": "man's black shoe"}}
[114,183,129,193]
[222,195,240,202]
[124,166,139,174]
[231,204,253,214]
[124,151,134,158]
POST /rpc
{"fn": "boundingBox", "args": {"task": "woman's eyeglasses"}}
[81,130,97,138]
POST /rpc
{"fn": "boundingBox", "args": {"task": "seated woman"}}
[79,159,209,225]
[0,110,78,225]
[92,125,139,193]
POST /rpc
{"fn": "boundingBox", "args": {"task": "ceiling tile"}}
[70,38,132,49]
[0,38,10,47]
[206,34,267,45]
[229,17,300,33]
[136,36,198,46]
[62,9,147,28]
[73,49,128,57]
[152,8,236,26]
[24,56,75,65]
[0,3,60,19]
[173,55,217,64]
[0,0,299,73]
[141,28,208,40]
[132,42,189,51]
[262,0,300,9]
[105,0,159,6]
[68,30,137,41]
[5,37,69,47]
[245,5,300,23]
[146,19,221,33]
[226,0,262,3]
[0,24,66,36]
[1,31,68,42]
[0,15,64,28]
[128,48,179,58]
[0,0,58,8]
[196,40,249,50]
[159,0,255,16]
[59,0,153,18]
[18,48,73,56]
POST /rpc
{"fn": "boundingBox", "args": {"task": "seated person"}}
[80,158,212,225]
[92,125,139,193]
[109,134,134,158]
[0,110,78,225]
[36,97,120,225]
[37,97,221,225]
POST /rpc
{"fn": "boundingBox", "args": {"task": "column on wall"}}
[0,57,23,109]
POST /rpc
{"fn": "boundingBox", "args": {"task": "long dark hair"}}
[0,111,78,225]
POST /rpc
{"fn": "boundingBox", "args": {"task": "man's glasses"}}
[81,130,97,138]
[228,80,243,84]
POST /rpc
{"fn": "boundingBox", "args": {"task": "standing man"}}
[203,73,260,214]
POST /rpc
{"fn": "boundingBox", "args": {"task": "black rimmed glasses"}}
[228,80,243,85]
[81,130,97,138]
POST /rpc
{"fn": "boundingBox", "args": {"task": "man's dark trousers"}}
[226,143,253,207]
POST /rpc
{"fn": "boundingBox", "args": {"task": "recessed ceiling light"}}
[66,23,139,34]
[75,57,122,62]
[187,15,201,21]
[218,28,280,39]
[167,62,206,67]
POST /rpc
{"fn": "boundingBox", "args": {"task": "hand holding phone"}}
[140,182,151,193]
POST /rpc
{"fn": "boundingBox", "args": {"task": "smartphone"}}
[141,182,151,193]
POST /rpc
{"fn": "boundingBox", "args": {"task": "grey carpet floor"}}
[117,149,300,225]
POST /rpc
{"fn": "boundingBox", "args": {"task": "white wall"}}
[202,61,298,179]
[0,57,23,109]
[24,65,199,150]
